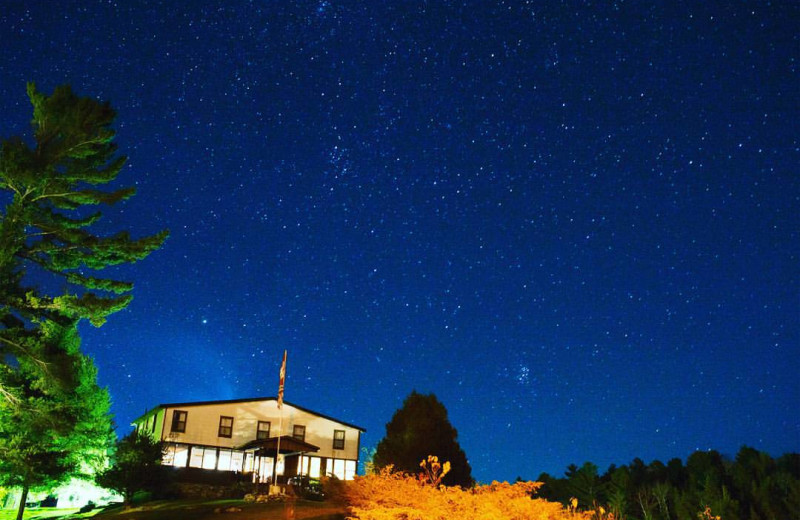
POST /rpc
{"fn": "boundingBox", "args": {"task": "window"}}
[202,448,217,469]
[331,458,345,479]
[299,455,321,477]
[218,449,232,470]
[189,447,204,468]
[217,449,244,472]
[292,424,306,442]
[218,416,234,438]
[230,451,244,472]
[257,420,271,440]
[345,460,356,480]
[333,429,345,450]
[173,444,189,467]
[187,446,218,469]
[308,456,321,478]
[244,453,255,472]
[258,457,275,482]
[171,410,187,433]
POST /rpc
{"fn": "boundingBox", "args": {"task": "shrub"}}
[340,464,589,520]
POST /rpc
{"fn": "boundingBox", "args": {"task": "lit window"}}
[202,448,217,469]
[189,447,204,468]
[173,445,188,467]
[257,421,271,440]
[345,460,356,480]
[218,416,234,438]
[218,449,232,471]
[188,447,219,469]
[260,457,275,482]
[308,457,321,478]
[292,425,306,442]
[333,429,345,450]
[231,451,244,472]
[171,410,187,433]
[332,458,345,479]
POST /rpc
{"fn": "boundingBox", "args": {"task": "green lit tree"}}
[0,320,113,520]
[97,430,166,506]
[373,391,473,487]
[0,83,167,519]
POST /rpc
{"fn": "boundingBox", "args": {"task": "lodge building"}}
[133,397,365,483]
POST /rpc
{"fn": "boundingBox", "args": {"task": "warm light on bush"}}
[418,455,450,488]
[335,460,590,520]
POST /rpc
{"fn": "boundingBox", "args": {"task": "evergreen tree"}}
[605,466,631,519]
[373,391,473,487]
[538,448,800,520]
[0,320,112,520]
[0,83,168,360]
[535,471,572,503]
[96,430,166,506]
[0,83,166,519]
[566,462,602,507]
[665,457,687,489]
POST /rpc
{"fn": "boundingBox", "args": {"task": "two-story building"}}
[133,397,365,483]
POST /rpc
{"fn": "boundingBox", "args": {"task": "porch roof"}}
[236,435,320,456]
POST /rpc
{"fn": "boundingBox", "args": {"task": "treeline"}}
[533,446,800,520]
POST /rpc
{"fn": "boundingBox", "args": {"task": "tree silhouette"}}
[535,446,800,520]
[373,391,473,487]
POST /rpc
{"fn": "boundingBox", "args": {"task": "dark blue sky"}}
[1,1,797,482]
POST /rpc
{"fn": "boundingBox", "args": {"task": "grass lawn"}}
[0,500,346,520]
[0,508,85,520]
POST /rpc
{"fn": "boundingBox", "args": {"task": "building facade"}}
[133,397,364,483]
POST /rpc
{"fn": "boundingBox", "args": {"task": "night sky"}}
[1,1,797,483]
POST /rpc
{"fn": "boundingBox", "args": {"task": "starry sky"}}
[1,1,797,483]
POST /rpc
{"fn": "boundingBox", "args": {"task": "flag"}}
[277,350,287,409]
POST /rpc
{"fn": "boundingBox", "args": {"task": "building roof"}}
[133,397,366,432]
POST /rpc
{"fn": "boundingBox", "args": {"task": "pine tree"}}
[566,462,602,507]
[0,320,112,520]
[373,391,473,487]
[0,83,167,519]
[0,83,167,338]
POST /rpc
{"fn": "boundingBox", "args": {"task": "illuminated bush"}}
[337,463,590,520]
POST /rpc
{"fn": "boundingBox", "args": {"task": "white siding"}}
[160,400,361,461]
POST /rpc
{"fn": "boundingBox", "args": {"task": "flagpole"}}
[273,350,287,489]
[274,411,283,487]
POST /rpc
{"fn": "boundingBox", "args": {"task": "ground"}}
[0,499,345,520]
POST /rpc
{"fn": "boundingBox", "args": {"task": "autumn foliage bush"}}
[332,458,590,520]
